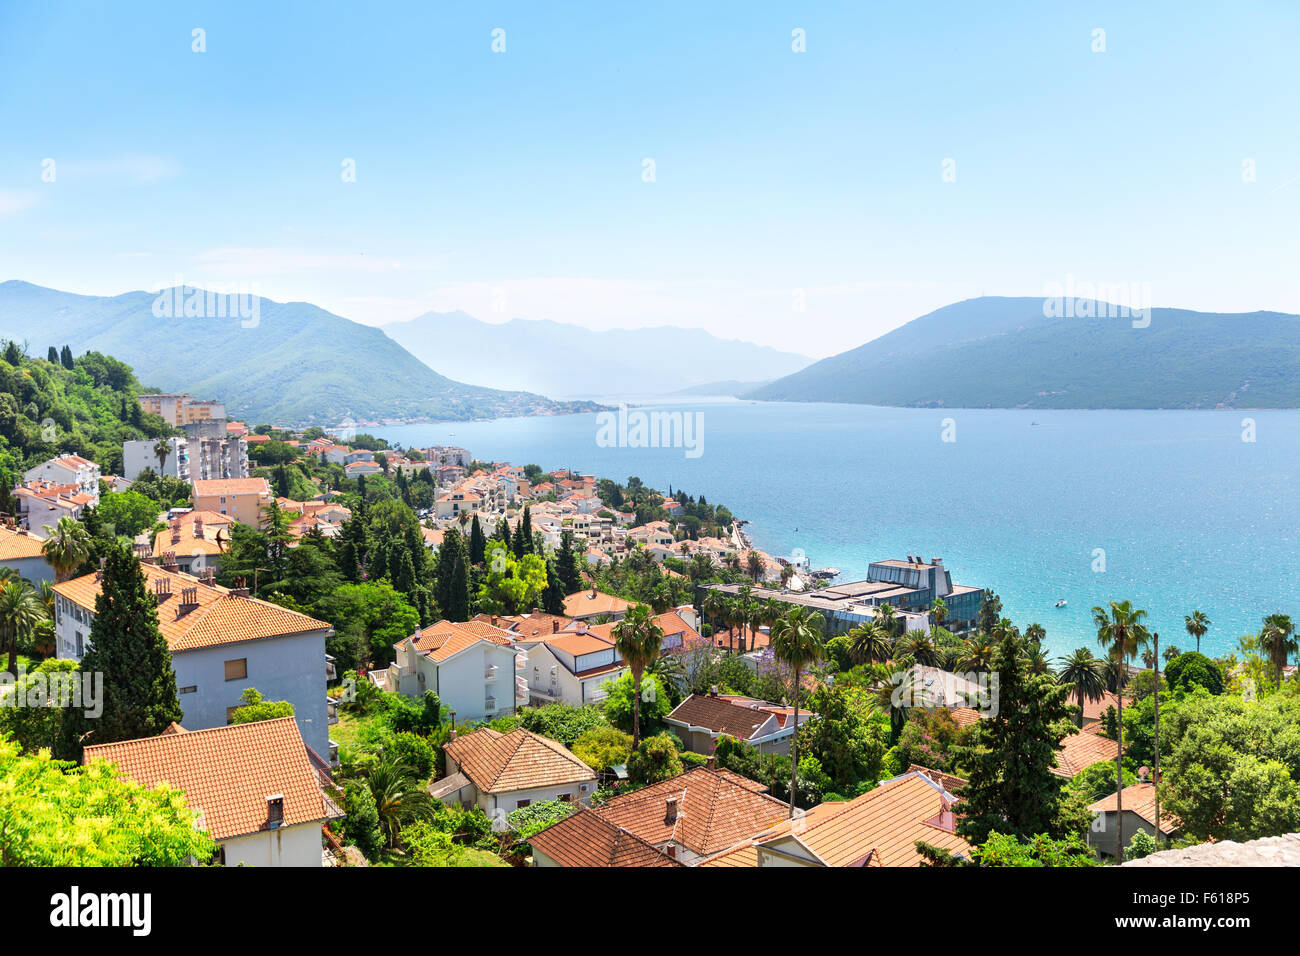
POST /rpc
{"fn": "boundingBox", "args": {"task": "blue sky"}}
[2,1,1298,356]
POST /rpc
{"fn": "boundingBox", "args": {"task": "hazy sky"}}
[2,1,1297,358]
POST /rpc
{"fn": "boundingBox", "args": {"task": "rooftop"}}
[441,727,595,794]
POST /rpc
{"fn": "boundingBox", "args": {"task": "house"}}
[53,562,334,761]
[345,460,382,478]
[517,625,626,707]
[1054,726,1121,778]
[563,588,633,621]
[384,619,522,721]
[1086,783,1181,858]
[192,477,272,527]
[529,809,683,867]
[151,510,236,576]
[430,727,597,815]
[530,770,790,868]
[665,691,812,756]
[435,490,483,519]
[138,393,227,427]
[23,453,101,500]
[0,525,53,582]
[705,769,972,867]
[11,481,95,537]
[529,765,788,866]
[83,717,339,867]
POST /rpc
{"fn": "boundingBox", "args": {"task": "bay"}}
[375,400,1298,661]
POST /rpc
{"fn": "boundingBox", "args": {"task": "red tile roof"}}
[529,809,683,867]
[83,717,333,842]
[443,727,595,794]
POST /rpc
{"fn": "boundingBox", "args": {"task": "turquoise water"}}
[376,401,1299,661]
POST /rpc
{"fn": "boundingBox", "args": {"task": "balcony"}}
[484,695,497,712]
[325,654,337,681]
[484,664,498,681]
[327,698,339,725]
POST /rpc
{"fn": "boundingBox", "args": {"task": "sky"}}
[1,1,1298,358]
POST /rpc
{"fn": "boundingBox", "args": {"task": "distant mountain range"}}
[0,281,601,424]
[746,297,1300,409]
[670,379,773,397]
[380,311,810,398]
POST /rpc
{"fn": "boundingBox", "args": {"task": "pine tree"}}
[955,630,1078,845]
[468,514,486,566]
[275,463,290,498]
[60,544,182,757]
[556,530,582,595]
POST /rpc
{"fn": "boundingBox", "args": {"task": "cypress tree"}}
[541,558,565,615]
[955,630,1077,845]
[448,551,470,621]
[468,514,486,566]
[520,506,533,552]
[61,544,182,756]
[60,345,74,369]
[47,346,59,364]
[435,528,470,621]
[556,530,582,595]
[511,517,526,559]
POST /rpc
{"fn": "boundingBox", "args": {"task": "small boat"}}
[1055,599,1067,608]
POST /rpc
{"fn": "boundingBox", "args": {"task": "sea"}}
[374,399,1299,661]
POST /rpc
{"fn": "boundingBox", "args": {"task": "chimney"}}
[552,619,559,633]
[665,795,679,823]
[491,615,498,627]
[709,684,718,697]
[665,845,677,860]
[266,794,284,829]
[590,586,597,598]
[706,755,715,770]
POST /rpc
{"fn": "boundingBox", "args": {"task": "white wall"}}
[221,821,321,867]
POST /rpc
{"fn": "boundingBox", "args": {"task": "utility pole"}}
[1153,631,1162,847]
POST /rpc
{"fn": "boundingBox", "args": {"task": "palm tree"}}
[0,578,47,675]
[612,604,665,749]
[1092,599,1151,864]
[956,636,996,674]
[769,605,823,817]
[1260,614,1297,685]
[847,620,891,665]
[874,603,903,641]
[364,750,435,847]
[1057,647,1107,727]
[1024,622,1046,646]
[40,516,92,582]
[153,438,172,475]
[929,597,948,635]
[862,661,914,735]
[896,631,940,668]
[700,588,726,645]
[1184,610,1210,655]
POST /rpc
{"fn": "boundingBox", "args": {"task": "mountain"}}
[380,311,810,398]
[670,379,773,397]
[0,282,601,424]
[745,297,1300,409]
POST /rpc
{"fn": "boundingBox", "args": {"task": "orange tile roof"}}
[1054,727,1122,778]
[529,808,683,867]
[563,590,633,617]
[404,619,516,662]
[1089,783,1180,832]
[754,771,972,867]
[1082,691,1131,722]
[496,611,575,640]
[192,477,271,497]
[442,727,595,794]
[594,767,787,858]
[0,525,46,561]
[54,563,330,653]
[666,693,787,742]
[948,706,983,727]
[83,717,333,841]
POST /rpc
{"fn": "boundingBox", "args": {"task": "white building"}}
[516,626,627,707]
[83,717,340,867]
[384,619,523,722]
[123,436,190,481]
[0,525,53,582]
[23,454,100,500]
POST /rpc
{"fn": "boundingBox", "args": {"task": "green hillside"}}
[0,341,178,478]
[0,282,600,424]
[746,297,1300,409]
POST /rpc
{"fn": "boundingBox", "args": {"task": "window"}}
[559,793,574,804]
[179,685,197,694]
[224,658,247,681]
[225,706,240,724]
[516,799,531,810]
